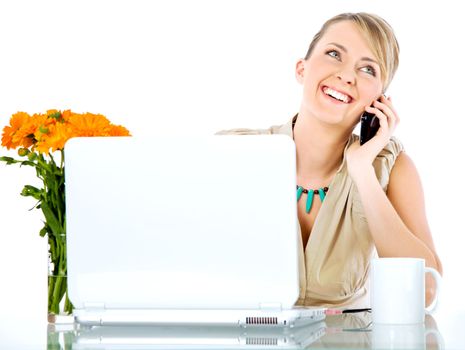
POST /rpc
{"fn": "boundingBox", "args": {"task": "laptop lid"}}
[65,135,299,315]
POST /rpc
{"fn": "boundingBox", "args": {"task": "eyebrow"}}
[327,42,379,65]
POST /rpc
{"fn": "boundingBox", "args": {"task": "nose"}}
[336,69,355,85]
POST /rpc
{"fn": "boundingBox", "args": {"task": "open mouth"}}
[322,86,353,104]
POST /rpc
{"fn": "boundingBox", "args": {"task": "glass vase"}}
[48,233,73,323]
[48,274,73,323]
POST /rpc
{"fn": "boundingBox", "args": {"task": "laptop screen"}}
[65,135,299,310]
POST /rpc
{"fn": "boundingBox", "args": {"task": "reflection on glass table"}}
[47,313,444,350]
[309,313,443,350]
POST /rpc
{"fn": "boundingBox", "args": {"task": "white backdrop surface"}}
[0,0,463,347]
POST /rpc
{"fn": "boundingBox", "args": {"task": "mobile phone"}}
[359,111,379,145]
[359,98,382,145]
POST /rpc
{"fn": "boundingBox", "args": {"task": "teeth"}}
[323,87,350,103]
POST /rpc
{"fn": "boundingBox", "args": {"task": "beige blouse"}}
[217,116,404,308]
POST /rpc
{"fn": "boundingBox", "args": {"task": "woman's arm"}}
[349,151,442,305]
[346,95,442,306]
[386,152,442,273]
[351,152,441,266]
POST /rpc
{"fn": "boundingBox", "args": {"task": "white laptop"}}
[65,135,326,327]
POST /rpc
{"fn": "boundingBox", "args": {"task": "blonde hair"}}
[304,13,400,91]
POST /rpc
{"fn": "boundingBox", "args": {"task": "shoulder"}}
[371,136,404,169]
[377,136,404,164]
[379,142,419,199]
[388,151,419,188]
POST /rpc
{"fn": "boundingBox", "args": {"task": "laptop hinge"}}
[83,302,106,310]
[259,302,282,310]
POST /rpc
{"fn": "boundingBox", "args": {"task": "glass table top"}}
[2,306,464,349]
[44,312,455,350]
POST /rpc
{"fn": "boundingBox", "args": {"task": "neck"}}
[293,111,352,186]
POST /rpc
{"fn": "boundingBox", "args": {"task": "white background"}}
[0,0,463,347]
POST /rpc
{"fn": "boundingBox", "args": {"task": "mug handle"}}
[425,267,442,313]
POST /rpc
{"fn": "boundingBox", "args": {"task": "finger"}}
[378,95,400,125]
[365,106,390,131]
[365,107,397,140]
[373,99,393,118]
[372,100,399,128]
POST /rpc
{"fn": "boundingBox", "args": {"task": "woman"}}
[218,12,442,308]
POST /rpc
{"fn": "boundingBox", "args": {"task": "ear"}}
[295,59,306,84]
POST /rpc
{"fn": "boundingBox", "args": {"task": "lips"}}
[321,86,353,104]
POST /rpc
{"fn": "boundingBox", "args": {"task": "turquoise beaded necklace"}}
[296,185,329,213]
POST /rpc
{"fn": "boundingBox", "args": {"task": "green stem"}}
[51,276,63,314]
[4,150,73,315]
[48,275,57,313]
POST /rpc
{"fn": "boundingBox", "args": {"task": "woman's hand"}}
[346,95,400,182]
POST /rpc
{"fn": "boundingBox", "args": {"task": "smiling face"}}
[296,20,384,129]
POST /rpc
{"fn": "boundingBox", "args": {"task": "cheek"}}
[351,83,381,122]
[358,82,383,104]
[302,61,329,93]
[301,73,318,97]
[305,56,330,79]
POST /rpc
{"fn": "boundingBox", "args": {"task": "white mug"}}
[370,258,441,324]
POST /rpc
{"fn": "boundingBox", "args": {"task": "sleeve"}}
[373,136,405,192]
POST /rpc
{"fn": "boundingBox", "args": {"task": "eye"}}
[326,50,341,60]
[361,65,377,77]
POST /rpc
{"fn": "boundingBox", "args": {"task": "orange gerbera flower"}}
[60,110,73,123]
[35,122,74,154]
[33,113,60,143]
[107,124,131,136]
[67,112,112,137]
[1,112,31,149]
[2,109,131,154]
